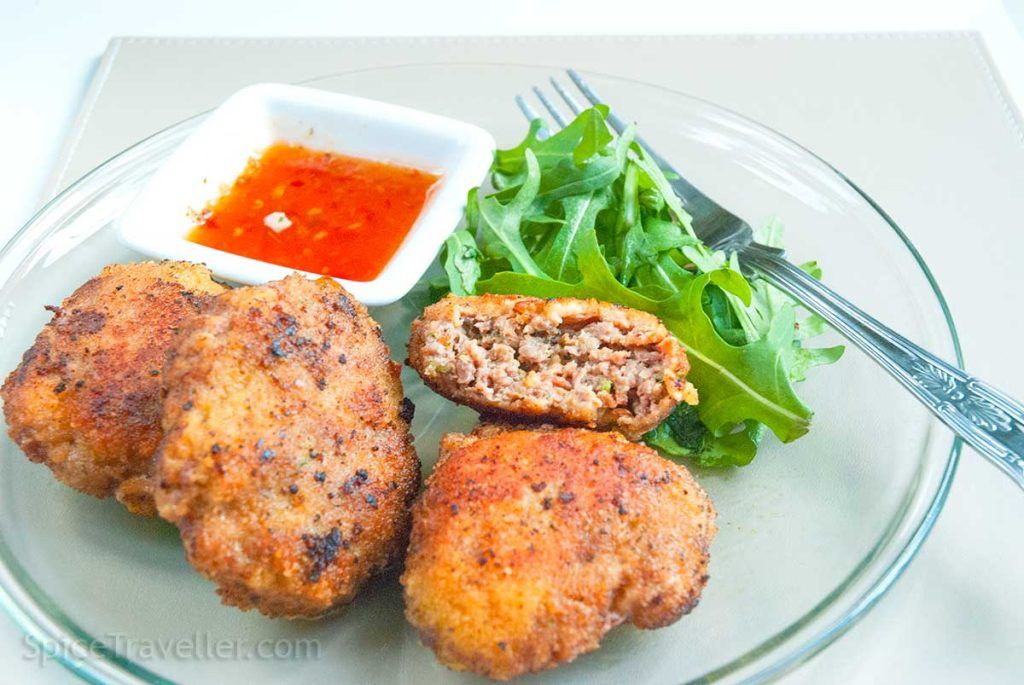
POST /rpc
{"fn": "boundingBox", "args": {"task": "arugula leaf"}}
[631,143,695,236]
[441,229,482,296]
[537,190,611,281]
[796,313,831,340]
[533,126,635,203]
[494,105,610,185]
[619,221,655,284]
[788,343,845,383]
[573,106,615,166]
[643,217,691,253]
[645,404,765,467]
[475,149,544,276]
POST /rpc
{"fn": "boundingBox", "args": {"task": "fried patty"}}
[402,426,716,680]
[408,295,697,440]
[154,275,419,619]
[1,261,226,515]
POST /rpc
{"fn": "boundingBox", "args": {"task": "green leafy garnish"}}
[437,107,843,467]
[441,228,482,296]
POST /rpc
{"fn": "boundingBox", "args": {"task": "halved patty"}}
[154,275,420,619]
[408,295,697,440]
[1,261,226,515]
[402,426,716,680]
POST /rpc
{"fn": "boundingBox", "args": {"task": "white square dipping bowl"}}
[117,83,496,305]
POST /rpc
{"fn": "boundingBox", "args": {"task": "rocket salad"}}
[437,106,843,467]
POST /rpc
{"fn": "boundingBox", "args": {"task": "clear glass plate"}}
[0,65,959,684]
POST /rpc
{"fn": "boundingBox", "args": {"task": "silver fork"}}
[518,69,1024,489]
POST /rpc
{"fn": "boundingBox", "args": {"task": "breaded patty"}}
[408,295,697,440]
[402,427,716,680]
[154,275,419,619]
[1,261,226,515]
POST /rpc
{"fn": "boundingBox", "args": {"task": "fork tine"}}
[514,94,541,123]
[532,86,568,129]
[566,69,631,135]
[515,94,550,140]
[550,77,582,115]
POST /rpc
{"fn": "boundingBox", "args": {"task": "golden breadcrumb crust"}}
[1,261,226,515]
[155,275,420,618]
[402,426,715,680]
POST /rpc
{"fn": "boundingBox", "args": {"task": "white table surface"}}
[1,1,1023,683]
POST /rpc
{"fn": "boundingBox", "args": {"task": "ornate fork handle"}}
[744,243,1024,488]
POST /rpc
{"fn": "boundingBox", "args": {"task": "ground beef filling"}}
[418,311,691,431]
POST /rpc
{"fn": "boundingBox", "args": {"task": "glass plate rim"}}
[0,64,962,685]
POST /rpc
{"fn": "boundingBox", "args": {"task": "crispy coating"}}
[408,294,697,440]
[402,427,716,680]
[1,261,226,515]
[154,275,419,619]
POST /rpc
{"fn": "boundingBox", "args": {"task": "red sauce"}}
[187,143,440,281]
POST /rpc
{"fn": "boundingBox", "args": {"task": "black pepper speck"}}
[399,397,415,423]
[303,527,342,582]
[270,338,289,357]
[335,295,357,317]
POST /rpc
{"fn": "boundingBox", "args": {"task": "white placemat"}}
[29,33,1024,683]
